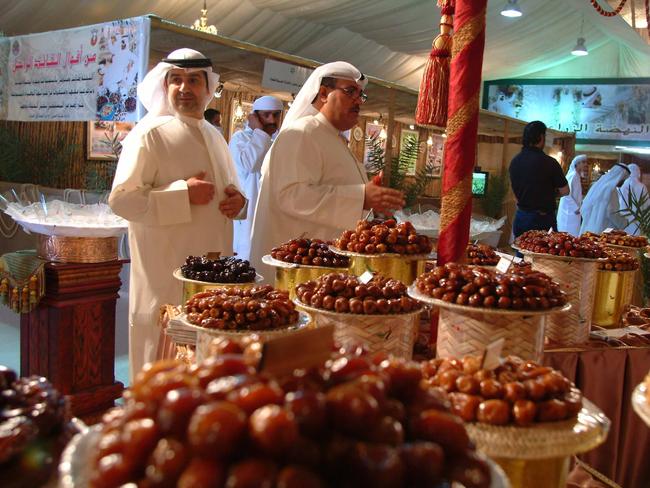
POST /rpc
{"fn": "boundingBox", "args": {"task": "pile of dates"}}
[584,229,648,248]
[467,243,499,266]
[89,350,491,488]
[598,248,639,271]
[271,238,349,268]
[0,366,76,488]
[422,356,583,426]
[296,273,421,315]
[415,263,567,310]
[185,285,299,331]
[181,255,256,284]
[515,230,606,258]
[333,219,433,255]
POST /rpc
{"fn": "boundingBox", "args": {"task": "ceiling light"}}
[426,136,433,146]
[409,124,415,130]
[571,37,588,56]
[501,0,522,18]
[192,0,218,34]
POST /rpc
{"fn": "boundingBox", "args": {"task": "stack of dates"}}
[516,230,605,258]
[415,263,567,310]
[333,219,433,255]
[271,239,348,268]
[598,248,639,271]
[466,243,499,266]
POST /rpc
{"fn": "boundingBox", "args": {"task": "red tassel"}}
[416,3,454,128]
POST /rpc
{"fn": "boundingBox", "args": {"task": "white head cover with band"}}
[137,48,220,118]
[252,95,283,112]
[566,154,587,180]
[281,61,367,132]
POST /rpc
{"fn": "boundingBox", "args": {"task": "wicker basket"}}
[36,234,118,263]
[172,268,264,304]
[296,300,420,359]
[592,269,636,327]
[466,399,609,488]
[519,251,599,346]
[261,255,349,299]
[408,285,568,362]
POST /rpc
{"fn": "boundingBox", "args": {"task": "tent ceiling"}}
[2,0,649,90]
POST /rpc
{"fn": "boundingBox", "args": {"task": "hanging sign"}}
[4,16,150,121]
[261,58,312,94]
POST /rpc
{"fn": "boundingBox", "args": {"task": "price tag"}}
[603,227,614,234]
[513,256,523,263]
[473,240,479,245]
[359,270,374,284]
[547,227,554,234]
[481,338,505,370]
[496,256,512,273]
[206,251,221,260]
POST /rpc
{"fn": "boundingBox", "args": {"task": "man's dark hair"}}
[311,77,338,104]
[522,121,547,147]
[204,108,220,120]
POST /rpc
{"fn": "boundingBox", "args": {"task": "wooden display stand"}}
[20,260,126,419]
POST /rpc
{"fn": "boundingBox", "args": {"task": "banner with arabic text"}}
[482,78,650,145]
[4,17,150,121]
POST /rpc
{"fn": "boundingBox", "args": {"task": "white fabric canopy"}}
[2,0,649,91]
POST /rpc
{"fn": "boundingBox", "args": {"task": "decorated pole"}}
[437,0,487,265]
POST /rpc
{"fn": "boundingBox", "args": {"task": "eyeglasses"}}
[334,86,368,103]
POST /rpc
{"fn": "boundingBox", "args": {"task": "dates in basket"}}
[334,219,433,255]
[181,255,256,283]
[515,230,605,258]
[271,238,348,267]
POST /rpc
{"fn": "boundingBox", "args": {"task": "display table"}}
[544,344,650,488]
[20,260,126,419]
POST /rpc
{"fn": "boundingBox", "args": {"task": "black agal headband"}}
[161,57,213,68]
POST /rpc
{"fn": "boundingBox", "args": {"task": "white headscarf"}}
[281,61,367,132]
[566,154,587,180]
[252,95,283,112]
[580,164,630,234]
[618,163,649,215]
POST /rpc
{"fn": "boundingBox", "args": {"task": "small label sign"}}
[481,338,505,370]
[206,251,221,260]
[496,256,513,273]
[603,228,614,234]
[547,227,554,234]
[359,270,374,284]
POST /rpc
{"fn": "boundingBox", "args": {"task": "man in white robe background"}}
[557,154,587,236]
[230,95,283,260]
[249,61,405,281]
[618,163,649,235]
[109,48,246,378]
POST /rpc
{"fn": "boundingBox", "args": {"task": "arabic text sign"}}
[261,58,313,94]
[483,79,650,143]
[5,17,149,121]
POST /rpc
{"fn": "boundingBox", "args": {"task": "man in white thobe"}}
[230,95,283,260]
[580,164,630,235]
[249,61,405,282]
[618,163,649,235]
[109,49,246,378]
[557,154,587,236]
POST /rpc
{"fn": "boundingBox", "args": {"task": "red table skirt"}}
[544,346,650,488]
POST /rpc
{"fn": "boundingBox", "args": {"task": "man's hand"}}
[363,181,405,216]
[219,185,246,218]
[247,113,263,130]
[187,171,215,205]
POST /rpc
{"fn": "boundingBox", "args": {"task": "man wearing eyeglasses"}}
[230,95,284,260]
[249,61,405,282]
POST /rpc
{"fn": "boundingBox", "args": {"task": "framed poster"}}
[482,77,650,145]
[424,133,445,177]
[399,129,419,175]
[87,120,134,160]
[229,100,253,139]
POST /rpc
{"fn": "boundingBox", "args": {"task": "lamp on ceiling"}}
[192,0,218,34]
[571,17,588,56]
[500,0,522,18]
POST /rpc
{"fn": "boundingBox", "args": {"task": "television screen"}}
[472,171,489,196]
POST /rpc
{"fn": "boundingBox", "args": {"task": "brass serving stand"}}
[37,233,118,263]
[592,268,637,327]
[261,255,349,299]
[172,268,264,304]
[329,245,433,285]
[466,399,609,488]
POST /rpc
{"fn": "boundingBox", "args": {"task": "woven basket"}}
[261,255,349,299]
[522,254,598,346]
[437,307,547,362]
[36,234,118,263]
[296,301,420,359]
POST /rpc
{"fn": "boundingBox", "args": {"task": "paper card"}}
[603,228,614,234]
[359,270,374,284]
[481,338,505,370]
[258,324,335,377]
[496,257,512,273]
[514,256,523,263]
[547,227,554,234]
[206,252,221,260]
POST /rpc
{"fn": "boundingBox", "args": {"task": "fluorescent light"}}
[501,0,522,18]
[571,37,588,56]
[614,146,650,155]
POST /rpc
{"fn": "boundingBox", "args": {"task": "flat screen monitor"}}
[472,171,489,197]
